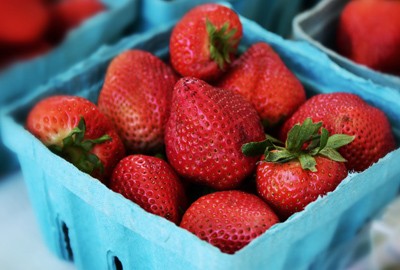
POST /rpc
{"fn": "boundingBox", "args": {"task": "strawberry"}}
[47,0,105,44]
[169,3,242,82]
[180,190,279,254]
[26,95,126,182]
[336,0,400,74]
[243,118,354,219]
[98,50,179,154]
[164,77,265,190]
[109,154,187,224]
[217,42,306,129]
[0,0,50,45]
[279,93,396,172]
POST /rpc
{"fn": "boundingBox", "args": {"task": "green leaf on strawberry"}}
[243,117,355,172]
[49,117,111,175]
[241,134,281,156]
[206,18,238,70]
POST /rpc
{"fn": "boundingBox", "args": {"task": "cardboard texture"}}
[0,0,139,176]
[292,0,400,91]
[1,17,400,270]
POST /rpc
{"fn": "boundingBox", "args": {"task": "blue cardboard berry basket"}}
[1,15,400,270]
[292,0,400,91]
[0,0,139,176]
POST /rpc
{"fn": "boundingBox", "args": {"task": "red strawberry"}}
[26,95,126,182]
[169,3,242,82]
[0,0,50,45]
[243,118,353,219]
[165,77,265,190]
[180,190,279,254]
[280,93,396,172]
[109,155,187,224]
[217,42,306,128]
[336,0,400,74]
[98,50,179,154]
[47,0,105,44]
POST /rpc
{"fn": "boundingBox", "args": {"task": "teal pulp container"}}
[1,16,400,270]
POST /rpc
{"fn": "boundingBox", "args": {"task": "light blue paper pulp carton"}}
[0,0,139,177]
[135,0,320,37]
[292,0,400,91]
[2,17,400,270]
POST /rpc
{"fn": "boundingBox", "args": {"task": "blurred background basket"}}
[292,0,400,91]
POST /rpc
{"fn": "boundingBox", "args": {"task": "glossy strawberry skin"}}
[26,95,125,182]
[109,155,187,225]
[336,0,400,74]
[256,156,348,219]
[169,3,242,82]
[98,50,179,154]
[165,77,265,190]
[217,42,306,128]
[180,190,279,254]
[280,93,396,172]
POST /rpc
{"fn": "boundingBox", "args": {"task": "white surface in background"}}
[0,171,75,270]
[370,197,400,270]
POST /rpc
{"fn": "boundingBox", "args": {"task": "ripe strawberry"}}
[165,77,265,190]
[180,190,279,254]
[217,42,306,129]
[280,93,396,172]
[47,0,105,44]
[336,0,400,74]
[26,95,126,182]
[0,0,50,45]
[98,50,179,154]
[243,118,353,219]
[109,155,187,224]
[169,3,242,82]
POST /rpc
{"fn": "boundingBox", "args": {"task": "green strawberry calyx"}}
[48,117,111,176]
[206,18,238,70]
[242,118,355,172]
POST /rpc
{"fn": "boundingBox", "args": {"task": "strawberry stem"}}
[242,118,355,172]
[48,117,111,176]
[206,18,238,70]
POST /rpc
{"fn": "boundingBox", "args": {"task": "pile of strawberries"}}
[26,4,396,254]
[0,0,105,69]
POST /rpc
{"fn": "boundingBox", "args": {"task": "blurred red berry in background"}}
[0,0,105,69]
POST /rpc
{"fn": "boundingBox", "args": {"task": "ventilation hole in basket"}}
[62,222,74,261]
[113,256,123,270]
